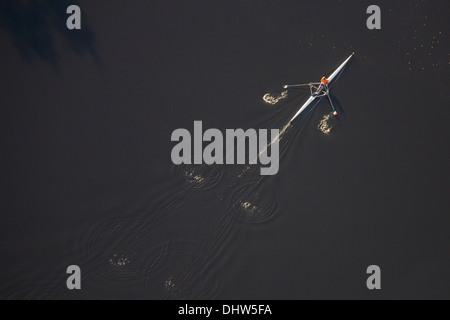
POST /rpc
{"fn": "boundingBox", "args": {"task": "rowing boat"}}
[285,52,354,124]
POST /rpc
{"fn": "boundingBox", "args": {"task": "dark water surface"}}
[0,0,448,299]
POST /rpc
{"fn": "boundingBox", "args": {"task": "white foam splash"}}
[263,90,288,105]
[242,201,259,214]
[109,254,130,266]
[318,113,333,134]
[184,169,204,183]
[164,276,176,292]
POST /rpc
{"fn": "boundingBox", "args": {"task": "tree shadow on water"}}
[0,0,101,68]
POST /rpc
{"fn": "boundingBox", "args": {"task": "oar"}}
[326,94,338,116]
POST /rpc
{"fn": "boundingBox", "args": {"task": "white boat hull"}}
[289,52,354,124]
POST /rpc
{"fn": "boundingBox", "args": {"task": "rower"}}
[312,77,329,97]
[284,53,353,124]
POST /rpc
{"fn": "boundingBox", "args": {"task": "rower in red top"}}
[313,77,329,97]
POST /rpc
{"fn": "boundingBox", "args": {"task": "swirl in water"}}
[318,113,334,134]
[263,90,288,105]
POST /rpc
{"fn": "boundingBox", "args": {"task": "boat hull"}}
[289,53,354,123]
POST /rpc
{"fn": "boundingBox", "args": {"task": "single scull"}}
[284,52,354,124]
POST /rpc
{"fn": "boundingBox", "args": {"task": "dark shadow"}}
[0,0,100,68]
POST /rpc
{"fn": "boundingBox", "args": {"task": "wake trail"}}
[237,122,291,179]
